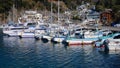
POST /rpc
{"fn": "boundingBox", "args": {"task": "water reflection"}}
[0,36,120,68]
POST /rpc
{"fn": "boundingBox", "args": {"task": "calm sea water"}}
[0,29,120,68]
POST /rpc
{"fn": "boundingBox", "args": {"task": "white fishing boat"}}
[42,35,53,41]
[51,24,69,43]
[94,33,120,51]
[64,37,99,45]
[34,26,46,40]
[41,30,54,42]
[18,22,37,38]
[51,30,68,43]
[52,36,66,43]
[41,26,56,41]
[84,30,103,38]
[19,32,35,38]
[2,9,45,38]
[107,33,120,51]
[19,27,35,38]
[3,23,26,36]
[62,28,105,45]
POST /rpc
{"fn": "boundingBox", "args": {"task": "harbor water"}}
[0,29,120,68]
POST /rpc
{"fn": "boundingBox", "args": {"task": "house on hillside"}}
[100,9,113,25]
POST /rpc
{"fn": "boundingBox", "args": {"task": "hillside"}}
[0,0,120,24]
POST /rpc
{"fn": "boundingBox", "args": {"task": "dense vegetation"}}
[0,0,120,23]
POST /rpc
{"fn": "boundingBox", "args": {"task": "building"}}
[100,9,113,25]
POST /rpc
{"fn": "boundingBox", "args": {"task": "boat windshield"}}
[113,35,120,39]
[27,23,37,27]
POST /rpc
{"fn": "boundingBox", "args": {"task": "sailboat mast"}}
[58,0,60,23]
[12,4,15,23]
[51,1,53,23]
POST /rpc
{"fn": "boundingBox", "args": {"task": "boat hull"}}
[67,40,94,45]
[64,38,99,45]
[42,35,53,41]
[3,31,21,37]
[34,35,43,40]
[108,39,120,51]
[52,37,65,43]
[34,29,46,40]
[19,33,35,38]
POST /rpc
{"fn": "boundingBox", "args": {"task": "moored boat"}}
[52,35,66,43]
[19,32,35,38]
[94,33,120,51]
[64,37,98,45]
[51,28,69,43]
[34,29,46,40]
[64,30,111,45]
[107,33,120,51]
[3,23,26,37]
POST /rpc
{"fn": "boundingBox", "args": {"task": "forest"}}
[0,0,120,23]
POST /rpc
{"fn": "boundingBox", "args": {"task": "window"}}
[114,35,120,39]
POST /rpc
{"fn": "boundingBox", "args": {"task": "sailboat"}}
[2,4,26,37]
[34,23,47,40]
[51,0,69,43]
[18,22,37,38]
[41,1,55,42]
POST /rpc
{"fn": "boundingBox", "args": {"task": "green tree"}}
[0,0,13,13]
